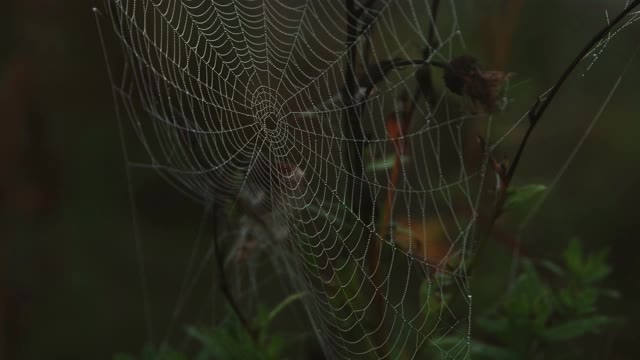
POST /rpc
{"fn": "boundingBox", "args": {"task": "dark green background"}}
[1,0,638,358]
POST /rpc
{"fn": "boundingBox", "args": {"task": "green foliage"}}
[185,322,281,360]
[424,239,618,359]
[114,293,305,360]
[556,239,617,316]
[503,184,547,212]
[365,154,409,172]
[118,178,619,360]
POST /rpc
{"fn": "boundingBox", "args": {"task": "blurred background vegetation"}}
[1,0,638,359]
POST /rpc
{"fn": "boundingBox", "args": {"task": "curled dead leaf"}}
[443,55,512,113]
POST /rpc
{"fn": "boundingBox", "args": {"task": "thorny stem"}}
[470,0,640,272]
[506,0,640,181]
[361,59,447,100]
[375,58,447,73]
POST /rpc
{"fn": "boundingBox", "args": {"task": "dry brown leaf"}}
[443,55,512,113]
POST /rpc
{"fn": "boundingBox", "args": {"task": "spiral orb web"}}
[101,0,503,358]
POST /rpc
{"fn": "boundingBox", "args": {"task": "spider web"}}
[97,0,506,358]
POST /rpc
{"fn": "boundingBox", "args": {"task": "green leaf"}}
[563,239,611,285]
[541,316,614,341]
[366,154,409,172]
[538,259,565,277]
[503,262,553,327]
[261,291,307,329]
[188,325,263,360]
[564,238,584,274]
[504,184,546,211]
[265,335,286,358]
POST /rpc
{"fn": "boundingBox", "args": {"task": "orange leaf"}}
[393,216,451,266]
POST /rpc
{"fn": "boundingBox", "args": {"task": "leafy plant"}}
[426,239,619,359]
[114,293,306,360]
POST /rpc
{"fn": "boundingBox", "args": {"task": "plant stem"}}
[212,207,257,342]
[471,0,640,272]
[377,0,443,255]
[425,0,441,58]
[507,0,640,181]
[342,0,387,355]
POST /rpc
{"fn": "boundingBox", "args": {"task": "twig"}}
[362,0,379,12]
[354,0,381,27]
[212,207,257,342]
[342,0,371,219]
[470,0,640,272]
[359,59,447,102]
[507,0,640,181]
[342,0,388,355]
[424,0,441,59]
[418,0,442,108]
